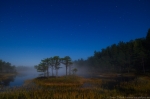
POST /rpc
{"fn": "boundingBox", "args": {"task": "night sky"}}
[0,0,150,66]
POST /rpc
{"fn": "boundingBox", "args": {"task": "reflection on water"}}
[0,75,16,87]
[0,72,40,87]
[9,73,39,87]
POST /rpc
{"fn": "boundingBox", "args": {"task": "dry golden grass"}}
[0,74,150,98]
[33,75,86,87]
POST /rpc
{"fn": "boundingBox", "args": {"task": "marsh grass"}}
[0,75,150,99]
[119,76,150,95]
[34,75,85,87]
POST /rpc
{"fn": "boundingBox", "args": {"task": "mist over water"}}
[9,66,40,87]
[72,65,90,77]
[8,65,68,87]
[4,64,89,87]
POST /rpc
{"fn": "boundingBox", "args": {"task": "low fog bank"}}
[8,66,40,87]
[15,65,92,78]
[57,65,66,76]
[72,64,91,78]
[16,66,40,76]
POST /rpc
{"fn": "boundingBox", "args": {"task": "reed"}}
[0,75,150,98]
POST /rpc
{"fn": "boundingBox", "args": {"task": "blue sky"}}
[0,0,150,66]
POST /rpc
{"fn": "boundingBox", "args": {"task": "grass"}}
[119,76,150,95]
[0,74,150,99]
[33,75,85,87]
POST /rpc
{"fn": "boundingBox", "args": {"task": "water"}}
[9,72,39,87]
[0,68,40,87]
[1,68,66,87]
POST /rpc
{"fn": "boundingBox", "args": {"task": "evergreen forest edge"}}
[74,28,150,74]
[0,28,150,76]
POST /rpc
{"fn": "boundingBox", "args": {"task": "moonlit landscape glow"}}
[1,1,150,98]
[0,0,150,66]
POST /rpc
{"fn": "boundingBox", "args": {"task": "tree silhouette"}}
[72,68,77,75]
[61,56,73,76]
[35,62,47,77]
[48,57,55,76]
[41,58,51,77]
[74,29,150,74]
[0,60,16,73]
[53,56,61,77]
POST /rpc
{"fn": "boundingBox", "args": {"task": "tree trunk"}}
[56,69,57,77]
[52,66,54,76]
[66,65,68,76]
[44,72,46,77]
[47,67,49,77]
[120,66,122,73]
[69,65,71,75]
[127,64,130,73]
[128,67,130,73]
[56,69,58,77]
[142,58,145,73]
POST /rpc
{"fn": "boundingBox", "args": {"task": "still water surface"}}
[2,67,66,87]
[9,72,39,87]
[0,70,40,87]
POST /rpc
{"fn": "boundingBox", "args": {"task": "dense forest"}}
[74,29,150,74]
[0,60,16,73]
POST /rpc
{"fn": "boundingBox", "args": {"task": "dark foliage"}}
[74,29,150,74]
[0,60,16,73]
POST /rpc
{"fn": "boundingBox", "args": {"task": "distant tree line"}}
[34,56,77,77]
[0,60,16,73]
[74,29,150,74]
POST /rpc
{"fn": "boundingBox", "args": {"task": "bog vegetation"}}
[0,74,150,99]
[0,29,150,98]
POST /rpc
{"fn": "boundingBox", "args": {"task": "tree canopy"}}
[35,56,73,77]
[0,60,16,73]
[74,29,150,74]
